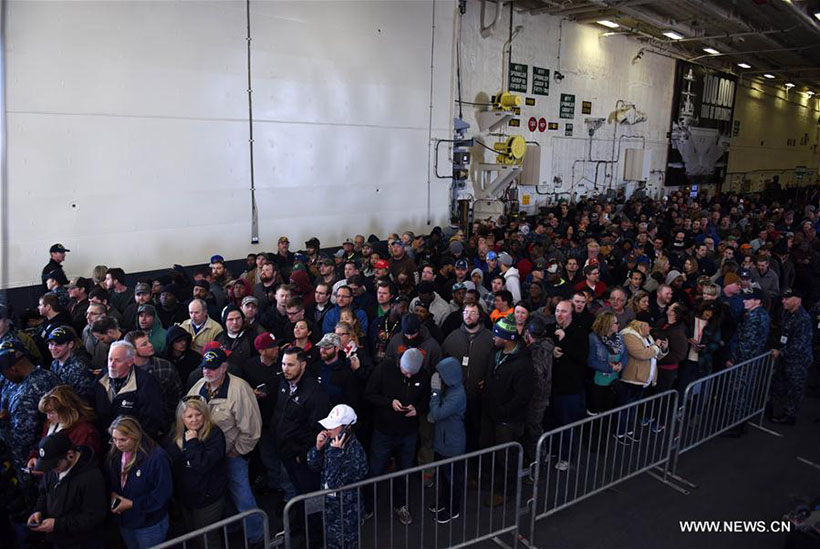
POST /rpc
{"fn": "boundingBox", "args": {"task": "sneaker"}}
[613,434,631,446]
[435,509,461,524]
[423,472,435,488]
[360,510,374,525]
[554,460,569,471]
[652,423,666,433]
[641,417,654,427]
[625,431,641,443]
[586,409,599,417]
[428,502,445,514]
[394,505,413,525]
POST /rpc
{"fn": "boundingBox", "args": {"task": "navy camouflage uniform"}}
[51,353,96,402]
[771,306,813,418]
[307,434,369,549]
[0,367,59,475]
[730,307,770,421]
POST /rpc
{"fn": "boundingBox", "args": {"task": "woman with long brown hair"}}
[27,385,102,469]
[106,415,172,549]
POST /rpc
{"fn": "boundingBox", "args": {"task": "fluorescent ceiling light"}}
[663,31,684,40]
[702,47,720,55]
[814,12,820,21]
[737,62,751,69]
[763,73,776,79]
[785,82,795,88]
[596,20,619,29]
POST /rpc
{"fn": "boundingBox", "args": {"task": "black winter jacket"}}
[164,425,228,509]
[365,360,430,436]
[482,346,534,424]
[33,446,107,548]
[272,374,329,462]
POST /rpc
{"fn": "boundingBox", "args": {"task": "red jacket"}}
[28,420,102,463]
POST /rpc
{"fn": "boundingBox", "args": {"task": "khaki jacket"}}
[619,327,667,386]
[188,374,261,456]
[179,316,224,354]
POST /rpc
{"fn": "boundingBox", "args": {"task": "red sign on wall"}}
[538,117,547,132]
[528,117,537,131]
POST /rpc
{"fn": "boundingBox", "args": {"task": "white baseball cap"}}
[319,404,358,429]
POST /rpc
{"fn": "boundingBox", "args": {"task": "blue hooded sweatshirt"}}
[429,357,467,457]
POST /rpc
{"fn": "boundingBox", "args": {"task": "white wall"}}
[457,2,675,208]
[3,0,455,288]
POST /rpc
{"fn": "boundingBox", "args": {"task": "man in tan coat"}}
[178,298,224,353]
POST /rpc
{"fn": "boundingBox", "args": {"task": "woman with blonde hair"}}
[613,320,668,444]
[629,290,652,323]
[164,397,228,548]
[27,385,102,468]
[107,415,172,549]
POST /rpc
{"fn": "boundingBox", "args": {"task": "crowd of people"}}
[1,188,819,548]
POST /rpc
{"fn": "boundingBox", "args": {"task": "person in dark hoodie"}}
[27,431,107,549]
[164,397,227,549]
[481,314,533,506]
[215,305,257,369]
[427,357,466,524]
[164,325,201,390]
[364,347,430,525]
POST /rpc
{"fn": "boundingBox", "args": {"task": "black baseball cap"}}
[0,340,26,371]
[199,348,228,370]
[782,288,804,299]
[49,243,70,254]
[34,431,73,472]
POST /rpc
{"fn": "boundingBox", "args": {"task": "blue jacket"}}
[322,306,369,335]
[429,358,466,457]
[106,445,172,529]
[587,333,627,386]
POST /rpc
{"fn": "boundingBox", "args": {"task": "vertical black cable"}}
[246,0,259,244]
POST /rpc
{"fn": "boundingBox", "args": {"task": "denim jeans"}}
[614,381,645,436]
[366,430,418,510]
[551,392,585,460]
[120,514,169,549]
[226,455,265,543]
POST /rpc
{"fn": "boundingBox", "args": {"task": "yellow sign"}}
[522,194,531,205]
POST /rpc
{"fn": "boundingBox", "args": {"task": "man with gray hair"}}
[93,340,165,438]
[179,298,224,354]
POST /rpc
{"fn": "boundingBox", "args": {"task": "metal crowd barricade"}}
[282,442,524,549]
[670,351,776,475]
[150,508,270,549]
[527,389,679,547]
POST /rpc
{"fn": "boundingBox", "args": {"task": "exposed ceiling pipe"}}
[778,0,820,37]
[480,0,502,37]
[530,0,607,16]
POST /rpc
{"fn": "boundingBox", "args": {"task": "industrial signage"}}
[525,97,536,106]
[509,118,521,127]
[548,122,559,130]
[582,101,592,114]
[538,118,547,132]
[528,117,538,131]
[532,66,550,96]
[560,94,576,119]
[508,63,528,93]
[565,123,574,137]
